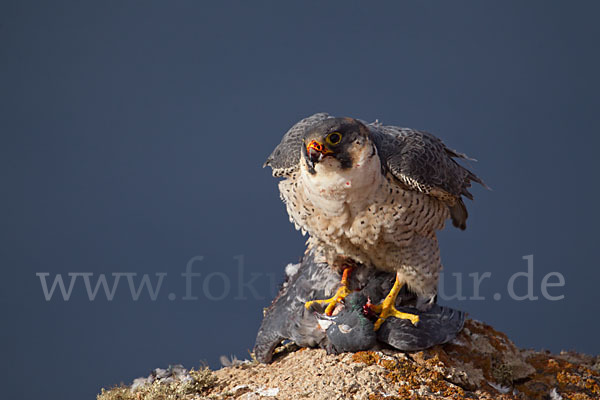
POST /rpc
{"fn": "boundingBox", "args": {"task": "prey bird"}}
[264,113,485,329]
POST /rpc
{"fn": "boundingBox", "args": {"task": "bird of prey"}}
[264,113,484,330]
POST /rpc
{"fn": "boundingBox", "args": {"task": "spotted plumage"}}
[264,113,485,308]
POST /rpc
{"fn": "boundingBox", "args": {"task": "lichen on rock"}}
[98,319,599,400]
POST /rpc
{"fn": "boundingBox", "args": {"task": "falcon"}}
[264,113,485,329]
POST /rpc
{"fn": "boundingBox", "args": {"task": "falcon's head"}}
[302,118,374,174]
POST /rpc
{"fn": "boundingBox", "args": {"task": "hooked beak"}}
[306,140,333,165]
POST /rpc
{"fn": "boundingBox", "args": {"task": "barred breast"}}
[279,156,449,297]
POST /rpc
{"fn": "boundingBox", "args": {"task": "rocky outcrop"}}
[98,319,600,400]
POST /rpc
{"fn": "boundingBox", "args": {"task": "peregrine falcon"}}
[264,113,484,329]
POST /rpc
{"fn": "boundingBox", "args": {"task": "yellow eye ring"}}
[326,132,342,146]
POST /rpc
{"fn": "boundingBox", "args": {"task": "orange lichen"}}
[99,318,599,400]
[464,320,512,354]
[372,353,467,398]
[367,394,402,400]
[351,351,380,366]
[514,352,600,400]
[443,340,494,385]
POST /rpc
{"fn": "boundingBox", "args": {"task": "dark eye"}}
[326,132,342,145]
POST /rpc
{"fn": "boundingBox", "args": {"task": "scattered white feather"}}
[231,384,250,393]
[488,381,511,394]
[130,377,152,391]
[256,387,280,396]
[549,388,563,400]
[219,354,248,367]
[285,263,300,277]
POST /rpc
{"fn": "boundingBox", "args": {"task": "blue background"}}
[2,1,599,399]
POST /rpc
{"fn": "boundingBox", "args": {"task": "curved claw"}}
[305,284,351,316]
[373,304,419,330]
[368,274,420,330]
[305,265,354,316]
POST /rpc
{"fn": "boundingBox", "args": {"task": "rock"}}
[98,318,600,399]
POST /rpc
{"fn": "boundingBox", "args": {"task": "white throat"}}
[299,144,384,216]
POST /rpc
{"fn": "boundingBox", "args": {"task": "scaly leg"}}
[370,272,419,330]
[305,266,353,316]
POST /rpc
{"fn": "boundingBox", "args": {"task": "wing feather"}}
[264,114,486,229]
[368,124,486,229]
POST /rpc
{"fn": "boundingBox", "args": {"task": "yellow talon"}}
[305,266,353,316]
[371,273,419,330]
[373,305,419,330]
[305,284,351,315]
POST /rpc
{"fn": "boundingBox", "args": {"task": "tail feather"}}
[445,147,489,230]
[450,198,468,230]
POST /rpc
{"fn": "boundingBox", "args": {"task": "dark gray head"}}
[302,117,373,173]
[318,293,377,354]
